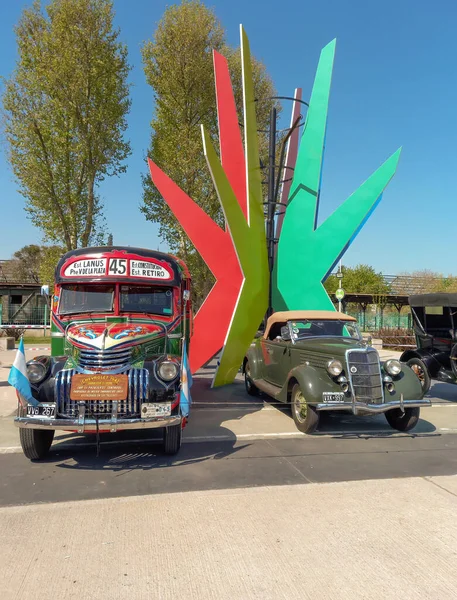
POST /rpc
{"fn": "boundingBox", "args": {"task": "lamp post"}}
[336,261,344,312]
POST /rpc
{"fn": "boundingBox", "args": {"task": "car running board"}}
[253,378,283,400]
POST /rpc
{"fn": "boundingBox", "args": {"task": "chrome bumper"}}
[14,415,182,433]
[316,398,431,415]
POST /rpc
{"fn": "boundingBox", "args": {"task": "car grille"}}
[78,347,132,373]
[346,349,383,404]
[55,368,149,418]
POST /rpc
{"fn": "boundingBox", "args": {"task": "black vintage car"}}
[400,293,457,393]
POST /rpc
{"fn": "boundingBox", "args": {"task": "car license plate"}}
[322,392,345,403]
[26,404,56,418]
[141,403,171,418]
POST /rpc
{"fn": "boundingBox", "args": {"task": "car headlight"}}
[27,362,47,384]
[158,360,178,381]
[385,359,402,377]
[327,359,343,377]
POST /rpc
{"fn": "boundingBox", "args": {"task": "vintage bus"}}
[15,246,192,459]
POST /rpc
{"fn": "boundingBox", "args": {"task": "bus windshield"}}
[119,286,173,316]
[59,285,114,315]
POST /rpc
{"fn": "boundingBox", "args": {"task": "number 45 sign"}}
[108,258,127,275]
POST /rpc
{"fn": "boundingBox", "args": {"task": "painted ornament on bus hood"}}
[67,322,167,350]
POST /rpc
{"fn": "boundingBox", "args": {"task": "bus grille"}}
[55,368,149,418]
[78,347,132,373]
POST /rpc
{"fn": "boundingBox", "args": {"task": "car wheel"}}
[245,361,259,397]
[406,357,431,394]
[385,407,420,432]
[19,428,54,460]
[163,424,182,455]
[290,383,319,434]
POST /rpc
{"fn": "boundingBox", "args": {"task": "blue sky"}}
[0,0,456,275]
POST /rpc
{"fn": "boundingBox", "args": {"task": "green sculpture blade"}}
[274,40,401,311]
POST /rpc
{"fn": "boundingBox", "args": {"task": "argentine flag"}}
[180,339,192,417]
[8,338,38,406]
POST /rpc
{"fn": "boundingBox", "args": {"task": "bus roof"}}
[55,246,190,286]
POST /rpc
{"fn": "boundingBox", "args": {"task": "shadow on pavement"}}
[39,371,263,470]
[41,435,251,473]
[428,382,457,403]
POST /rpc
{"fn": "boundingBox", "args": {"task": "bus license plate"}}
[26,404,56,418]
[141,403,171,418]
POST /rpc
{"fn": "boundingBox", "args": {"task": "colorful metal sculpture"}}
[148,26,268,386]
[273,40,401,311]
[148,29,401,386]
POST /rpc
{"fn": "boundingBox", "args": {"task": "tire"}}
[244,361,259,397]
[290,383,319,434]
[163,424,182,455]
[385,407,420,432]
[19,428,54,460]
[406,357,431,394]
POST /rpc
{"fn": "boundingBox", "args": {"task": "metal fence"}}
[347,311,413,332]
[0,304,49,327]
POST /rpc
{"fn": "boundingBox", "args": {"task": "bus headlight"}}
[158,360,178,381]
[27,362,47,384]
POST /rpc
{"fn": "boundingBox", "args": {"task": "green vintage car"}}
[244,310,431,434]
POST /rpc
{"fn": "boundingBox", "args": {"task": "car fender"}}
[386,363,424,400]
[400,348,443,378]
[278,364,338,404]
[244,341,263,380]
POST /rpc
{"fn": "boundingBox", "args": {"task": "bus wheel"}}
[163,424,182,455]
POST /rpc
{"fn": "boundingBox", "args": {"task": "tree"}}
[392,270,457,295]
[141,0,280,308]
[324,264,390,295]
[11,244,44,283]
[8,244,64,287]
[2,0,131,251]
[39,245,65,288]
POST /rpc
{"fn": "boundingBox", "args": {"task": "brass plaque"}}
[70,374,128,401]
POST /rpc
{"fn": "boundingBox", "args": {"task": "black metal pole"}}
[266,107,276,319]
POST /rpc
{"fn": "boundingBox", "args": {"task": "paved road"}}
[2,348,457,599]
[1,432,457,507]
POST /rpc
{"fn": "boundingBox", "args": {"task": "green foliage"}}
[324,264,390,295]
[11,244,43,283]
[141,0,279,309]
[9,243,64,289]
[2,0,131,251]
[393,270,457,294]
[39,245,65,289]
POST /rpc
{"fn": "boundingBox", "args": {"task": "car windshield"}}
[120,285,173,316]
[59,285,114,315]
[289,319,362,341]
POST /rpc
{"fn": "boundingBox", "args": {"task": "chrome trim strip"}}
[15,415,182,431]
[315,398,431,414]
[77,401,85,433]
[111,401,118,432]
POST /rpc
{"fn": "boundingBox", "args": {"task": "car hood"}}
[294,337,367,356]
[66,322,167,351]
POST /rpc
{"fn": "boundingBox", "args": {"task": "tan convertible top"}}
[264,310,356,339]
